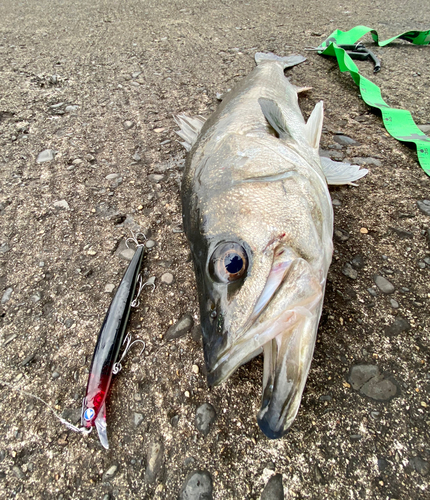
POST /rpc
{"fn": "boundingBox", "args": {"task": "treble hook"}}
[112,332,146,375]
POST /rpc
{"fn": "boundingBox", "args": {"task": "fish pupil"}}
[224,254,243,274]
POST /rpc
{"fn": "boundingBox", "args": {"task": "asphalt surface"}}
[0,1,429,499]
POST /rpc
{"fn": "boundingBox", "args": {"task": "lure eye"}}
[209,243,248,283]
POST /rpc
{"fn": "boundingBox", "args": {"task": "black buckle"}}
[326,38,381,73]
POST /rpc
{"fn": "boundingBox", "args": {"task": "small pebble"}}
[390,299,399,309]
[360,227,368,234]
[145,240,155,249]
[65,105,78,113]
[53,200,70,210]
[145,440,164,484]
[192,364,199,374]
[342,263,357,280]
[36,149,55,163]
[103,464,118,481]
[1,287,13,304]
[332,199,342,207]
[179,470,213,500]
[384,317,410,336]
[161,272,174,285]
[104,284,115,293]
[416,200,430,216]
[119,248,135,261]
[165,313,194,340]
[106,173,119,180]
[134,413,144,427]
[360,375,398,401]
[348,365,379,390]
[373,275,395,294]
[195,403,216,435]
[124,120,134,130]
[261,473,284,500]
[333,135,360,146]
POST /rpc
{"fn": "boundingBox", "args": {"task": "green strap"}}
[317,26,430,176]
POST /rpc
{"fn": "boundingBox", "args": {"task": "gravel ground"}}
[0,1,429,499]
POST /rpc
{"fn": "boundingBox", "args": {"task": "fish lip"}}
[206,254,294,385]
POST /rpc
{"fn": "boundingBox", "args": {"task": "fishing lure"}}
[81,243,145,449]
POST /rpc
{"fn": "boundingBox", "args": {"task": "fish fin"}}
[174,114,206,152]
[320,157,369,185]
[293,85,313,94]
[258,98,293,141]
[304,101,324,149]
[95,402,109,449]
[255,52,306,69]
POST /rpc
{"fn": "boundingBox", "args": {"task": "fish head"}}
[183,147,332,438]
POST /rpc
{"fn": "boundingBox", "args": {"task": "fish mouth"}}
[206,248,324,438]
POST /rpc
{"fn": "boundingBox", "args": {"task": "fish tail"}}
[254,52,306,69]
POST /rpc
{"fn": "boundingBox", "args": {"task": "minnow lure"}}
[81,244,145,448]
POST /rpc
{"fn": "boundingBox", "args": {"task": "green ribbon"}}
[317,26,430,176]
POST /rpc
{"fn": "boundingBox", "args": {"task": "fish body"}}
[82,245,144,448]
[177,52,366,438]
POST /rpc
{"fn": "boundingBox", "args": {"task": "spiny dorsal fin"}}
[304,101,324,150]
[258,97,293,141]
[320,156,368,185]
[174,114,206,151]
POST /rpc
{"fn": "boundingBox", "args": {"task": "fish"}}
[176,52,367,438]
[81,245,144,448]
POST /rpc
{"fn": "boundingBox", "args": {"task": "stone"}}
[350,157,382,167]
[148,174,165,182]
[65,105,78,113]
[191,324,203,345]
[360,375,398,401]
[342,263,358,279]
[333,135,360,146]
[418,124,430,134]
[384,317,410,336]
[417,200,430,216]
[1,287,13,304]
[106,173,119,180]
[332,199,342,207]
[61,408,82,425]
[348,365,379,390]
[134,413,144,427]
[160,272,174,285]
[145,440,164,484]
[195,403,216,436]
[179,470,213,500]
[53,200,69,210]
[119,248,135,261]
[373,275,395,294]
[145,240,155,249]
[408,456,429,476]
[36,149,56,163]
[390,299,399,309]
[103,464,118,481]
[165,313,194,340]
[351,254,365,270]
[334,228,349,242]
[104,284,115,293]
[124,120,134,130]
[261,473,284,500]
[389,227,414,239]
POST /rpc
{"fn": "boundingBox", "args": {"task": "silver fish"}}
[176,52,367,438]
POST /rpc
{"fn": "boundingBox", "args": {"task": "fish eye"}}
[209,243,248,283]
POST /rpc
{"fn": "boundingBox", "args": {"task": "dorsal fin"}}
[255,52,306,70]
[258,98,293,141]
[304,101,324,149]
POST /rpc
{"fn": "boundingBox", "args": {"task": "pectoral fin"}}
[258,98,293,141]
[320,156,368,185]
